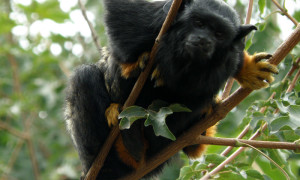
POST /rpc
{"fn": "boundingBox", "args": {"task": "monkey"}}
[64,0,278,179]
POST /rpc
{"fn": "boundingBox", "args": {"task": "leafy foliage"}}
[119,100,191,141]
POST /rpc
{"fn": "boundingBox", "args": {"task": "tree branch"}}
[84,1,183,179]
[271,0,298,26]
[0,121,29,139]
[221,0,254,99]
[121,24,300,180]
[195,135,300,151]
[78,0,102,54]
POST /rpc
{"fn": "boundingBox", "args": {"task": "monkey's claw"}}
[105,103,122,127]
[235,52,278,90]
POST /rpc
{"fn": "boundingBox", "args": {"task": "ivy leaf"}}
[168,103,192,113]
[144,108,176,141]
[148,100,169,112]
[119,106,147,129]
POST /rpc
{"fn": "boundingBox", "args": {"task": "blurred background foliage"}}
[0,0,299,179]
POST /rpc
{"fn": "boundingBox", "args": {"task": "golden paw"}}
[105,103,122,127]
[120,52,149,79]
[235,51,278,90]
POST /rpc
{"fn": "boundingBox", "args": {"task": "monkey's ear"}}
[235,25,257,40]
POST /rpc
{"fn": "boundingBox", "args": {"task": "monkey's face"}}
[183,14,237,61]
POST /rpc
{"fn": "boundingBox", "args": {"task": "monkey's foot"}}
[121,52,149,79]
[105,103,122,127]
[151,67,164,87]
[235,51,278,90]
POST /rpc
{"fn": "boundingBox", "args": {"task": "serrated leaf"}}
[270,105,300,133]
[144,108,176,141]
[168,103,192,113]
[119,106,147,129]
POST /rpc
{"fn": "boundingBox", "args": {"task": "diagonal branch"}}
[84,1,183,179]
[121,24,300,180]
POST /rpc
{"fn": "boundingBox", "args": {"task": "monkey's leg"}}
[65,64,111,175]
[183,98,220,159]
[183,125,217,159]
[235,51,279,90]
[105,103,146,169]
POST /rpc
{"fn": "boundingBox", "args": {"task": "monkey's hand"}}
[235,51,278,90]
[105,103,122,127]
[121,52,149,79]
[151,68,164,87]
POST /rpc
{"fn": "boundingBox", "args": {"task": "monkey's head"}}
[162,0,256,64]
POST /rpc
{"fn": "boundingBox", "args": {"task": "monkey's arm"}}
[235,51,278,90]
[104,0,166,63]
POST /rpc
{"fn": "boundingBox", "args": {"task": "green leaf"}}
[119,106,147,129]
[0,13,16,34]
[204,154,226,164]
[178,166,194,180]
[258,0,266,15]
[270,105,300,133]
[246,169,264,180]
[217,171,244,180]
[258,22,267,31]
[168,103,192,113]
[19,1,69,23]
[148,100,169,112]
[144,108,176,141]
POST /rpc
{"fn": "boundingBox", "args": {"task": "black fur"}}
[65,0,256,179]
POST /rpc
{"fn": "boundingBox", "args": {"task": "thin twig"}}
[271,0,298,26]
[78,0,102,54]
[0,121,28,139]
[0,140,24,180]
[239,141,290,180]
[25,116,40,180]
[84,1,183,179]
[245,0,254,25]
[286,68,300,93]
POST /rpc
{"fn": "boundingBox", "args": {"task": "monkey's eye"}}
[194,20,204,28]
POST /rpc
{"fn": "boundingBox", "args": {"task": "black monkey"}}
[65,0,278,179]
